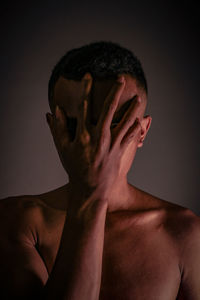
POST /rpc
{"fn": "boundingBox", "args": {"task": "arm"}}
[176,212,200,300]
[42,191,108,300]
[0,201,49,299]
[44,73,142,299]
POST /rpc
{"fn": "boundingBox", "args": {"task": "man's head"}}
[48,41,152,176]
[48,41,148,109]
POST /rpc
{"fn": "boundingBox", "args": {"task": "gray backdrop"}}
[0,1,199,215]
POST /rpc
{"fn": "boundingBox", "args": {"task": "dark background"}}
[0,1,199,215]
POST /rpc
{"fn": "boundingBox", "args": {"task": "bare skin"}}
[0,74,200,299]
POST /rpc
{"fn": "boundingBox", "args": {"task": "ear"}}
[137,115,152,148]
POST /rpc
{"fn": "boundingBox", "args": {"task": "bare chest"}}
[39,213,181,300]
[99,225,181,300]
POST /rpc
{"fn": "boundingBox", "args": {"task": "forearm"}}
[42,190,108,300]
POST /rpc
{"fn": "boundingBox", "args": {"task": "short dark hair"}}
[48,41,148,109]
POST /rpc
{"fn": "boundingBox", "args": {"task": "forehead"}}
[53,74,147,121]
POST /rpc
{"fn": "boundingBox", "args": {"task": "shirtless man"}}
[0,41,200,300]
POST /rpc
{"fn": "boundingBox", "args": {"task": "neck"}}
[64,176,137,213]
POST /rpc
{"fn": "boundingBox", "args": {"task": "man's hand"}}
[46,75,142,204]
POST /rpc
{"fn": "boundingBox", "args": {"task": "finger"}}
[76,99,91,145]
[76,98,89,136]
[120,118,142,151]
[76,75,93,143]
[97,76,125,139]
[112,96,142,145]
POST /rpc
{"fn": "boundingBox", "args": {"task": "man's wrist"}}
[67,181,109,202]
[66,183,108,220]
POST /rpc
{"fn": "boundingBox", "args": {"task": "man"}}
[0,41,200,299]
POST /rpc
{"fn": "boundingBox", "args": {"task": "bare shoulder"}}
[145,193,200,296]
[0,194,63,240]
[137,188,200,237]
[146,190,200,242]
[0,194,48,219]
[157,196,200,239]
